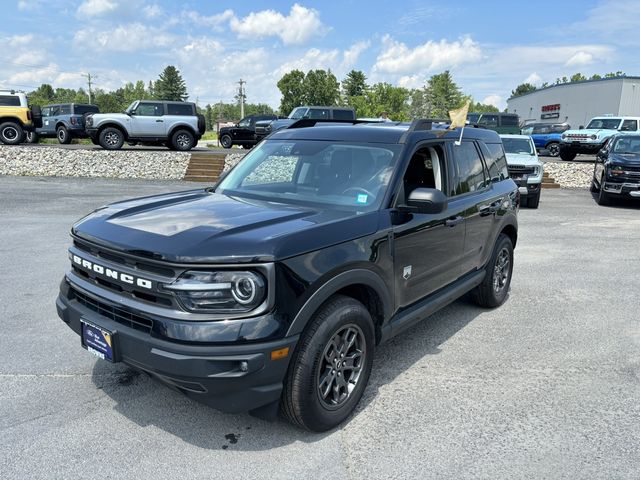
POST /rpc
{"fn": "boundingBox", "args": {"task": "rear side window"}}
[59,105,71,115]
[620,119,638,132]
[0,95,21,106]
[332,109,354,120]
[500,115,519,127]
[451,141,487,195]
[480,143,510,182]
[74,105,99,115]
[167,103,194,115]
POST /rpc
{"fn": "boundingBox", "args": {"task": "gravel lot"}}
[1,176,639,479]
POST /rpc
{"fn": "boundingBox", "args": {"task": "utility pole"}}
[237,79,246,119]
[82,73,94,104]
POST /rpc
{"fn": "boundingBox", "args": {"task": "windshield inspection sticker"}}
[356,194,368,204]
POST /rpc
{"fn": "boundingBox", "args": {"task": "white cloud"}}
[74,23,174,52]
[18,0,43,11]
[76,0,142,18]
[397,75,422,89]
[230,4,324,45]
[7,34,35,47]
[565,51,594,67]
[342,41,370,67]
[524,72,542,85]
[482,94,503,109]
[374,35,482,74]
[181,9,234,29]
[143,4,163,18]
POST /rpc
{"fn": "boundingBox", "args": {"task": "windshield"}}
[502,137,535,155]
[289,107,308,119]
[521,126,534,135]
[612,136,640,154]
[217,140,401,212]
[124,101,138,114]
[587,118,622,130]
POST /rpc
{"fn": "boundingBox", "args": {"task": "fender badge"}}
[403,266,412,280]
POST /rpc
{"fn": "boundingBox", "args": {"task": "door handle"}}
[155,120,164,123]
[445,216,464,227]
[479,200,501,216]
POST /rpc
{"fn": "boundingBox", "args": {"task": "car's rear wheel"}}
[473,234,514,308]
[546,142,560,157]
[25,131,39,144]
[171,129,195,151]
[99,127,125,150]
[0,122,25,145]
[559,149,577,162]
[57,126,71,144]
[220,134,232,149]
[281,295,375,432]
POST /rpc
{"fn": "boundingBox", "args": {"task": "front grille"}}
[508,165,536,175]
[71,287,153,333]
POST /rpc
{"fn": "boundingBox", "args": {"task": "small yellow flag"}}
[448,100,470,129]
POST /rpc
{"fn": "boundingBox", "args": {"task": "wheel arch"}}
[167,123,197,140]
[0,116,26,127]
[285,269,392,344]
[500,223,518,249]
[97,122,128,139]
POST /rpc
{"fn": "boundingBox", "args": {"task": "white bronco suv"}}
[85,100,205,151]
[501,134,543,208]
[559,116,640,161]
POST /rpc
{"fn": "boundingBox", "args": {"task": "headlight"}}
[590,134,597,140]
[165,270,266,313]
[609,165,624,175]
[561,134,567,140]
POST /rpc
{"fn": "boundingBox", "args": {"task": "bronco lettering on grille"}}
[72,254,153,289]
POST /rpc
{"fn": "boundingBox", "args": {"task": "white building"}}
[506,76,640,128]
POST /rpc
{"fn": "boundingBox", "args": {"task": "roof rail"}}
[398,118,450,143]
[286,118,376,129]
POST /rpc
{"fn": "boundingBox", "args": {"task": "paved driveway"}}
[1,177,639,479]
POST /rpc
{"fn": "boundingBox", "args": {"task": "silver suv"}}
[85,100,205,151]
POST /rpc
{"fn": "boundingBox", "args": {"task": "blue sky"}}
[2,0,638,110]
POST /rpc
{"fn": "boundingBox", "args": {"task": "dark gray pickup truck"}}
[254,106,355,142]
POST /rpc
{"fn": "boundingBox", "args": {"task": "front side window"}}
[620,119,638,131]
[587,118,622,130]
[402,144,446,202]
[217,140,400,211]
[289,107,308,119]
[134,102,164,116]
[502,137,535,155]
[237,117,251,127]
[479,115,498,127]
[451,141,487,195]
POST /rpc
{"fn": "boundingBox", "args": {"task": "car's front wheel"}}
[281,295,375,432]
[0,122,25,145]
[220,134,232,149]
[597,173,610,206]
[546,142,560,157]
[473,234,514,308]
[99,127,125,150]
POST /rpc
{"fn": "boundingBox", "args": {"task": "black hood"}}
[609,152,640,165]
[72,190,380,263]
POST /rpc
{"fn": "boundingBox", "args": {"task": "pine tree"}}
[154,66,188,101]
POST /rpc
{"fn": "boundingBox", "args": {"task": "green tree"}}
[570,73,587,82]
[342,70,368,97]
[425,71,465,118]
[590,74,602,80]
[469,101,499,113]
[604,71,625,78]
[303,69,340,106]
[277,69,306,115]
[154,65,188,101]
[511,82,537,97]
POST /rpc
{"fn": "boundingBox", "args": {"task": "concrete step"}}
[541,183,561,189]
[184,175,219,182]
[542,177,557,183]
[186,169,222,176]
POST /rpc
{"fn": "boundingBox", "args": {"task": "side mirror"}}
[596,150,607,161]
[401,188,448,214]
[579,125,584,130]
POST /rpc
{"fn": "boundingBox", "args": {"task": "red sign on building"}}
[541,104,561,112]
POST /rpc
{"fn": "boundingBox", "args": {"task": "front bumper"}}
[602,181,640,197]
[560,142,604,154]
[514,179,541,197]
[56,278,298,414]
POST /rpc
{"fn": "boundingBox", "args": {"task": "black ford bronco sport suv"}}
[57,119,518,431]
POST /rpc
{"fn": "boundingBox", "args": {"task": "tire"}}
[472,234,514,308]
[0,122,26,145]
[559,149,577,162]
[590,178,598,193]
[527,190,540,209]
[25,131,39,144]
[171,129,195,151]
[546,142,560,157]
[99,127,125,150]
[57,125,71,144]
[281,295,375,432]
[597,174,610,206]
[31,105,43,128]
[242,144,253,149]
[90,137,100,146]
[220,134,232,149]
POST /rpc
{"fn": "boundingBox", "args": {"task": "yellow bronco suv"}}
[0,90,42,145]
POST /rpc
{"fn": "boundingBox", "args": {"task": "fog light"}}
[239,361,249,372]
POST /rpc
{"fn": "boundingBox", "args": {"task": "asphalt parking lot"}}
[1,176,639,479]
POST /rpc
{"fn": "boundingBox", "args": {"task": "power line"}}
[0,58,85,76]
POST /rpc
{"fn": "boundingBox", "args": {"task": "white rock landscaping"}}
[543,161,594,189]
[0,146,190,180]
